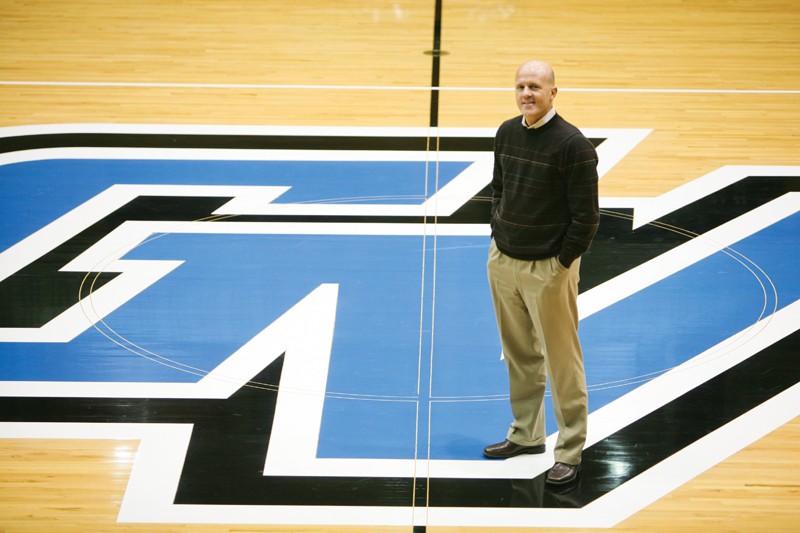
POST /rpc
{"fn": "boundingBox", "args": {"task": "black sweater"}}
[491,113,600,267]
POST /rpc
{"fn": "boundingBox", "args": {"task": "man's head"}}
[514,60,557,125]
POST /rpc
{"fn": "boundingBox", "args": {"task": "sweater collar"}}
[522,107,557,129]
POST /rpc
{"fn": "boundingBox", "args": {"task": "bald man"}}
[483,60,599,486]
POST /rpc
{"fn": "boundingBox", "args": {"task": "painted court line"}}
[1,80,799,94]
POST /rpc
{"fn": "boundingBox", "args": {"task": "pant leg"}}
[487,240,547,446]
[519,256,588,465]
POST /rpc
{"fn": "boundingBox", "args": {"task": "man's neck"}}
[523,107,557,129]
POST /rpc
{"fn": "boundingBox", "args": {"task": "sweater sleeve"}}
[490,132,504,221]
[558,134,600,267]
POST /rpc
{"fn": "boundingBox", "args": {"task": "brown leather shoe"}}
[546,462,580,485]
[483,440,546,459]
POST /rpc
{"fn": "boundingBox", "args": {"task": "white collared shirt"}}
[522,107,557,129]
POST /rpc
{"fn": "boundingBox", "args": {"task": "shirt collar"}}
[522,107,557,129]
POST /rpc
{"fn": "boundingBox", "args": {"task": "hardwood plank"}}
[0,85,432,127]
[439,0,800,91]
[0,0,435,87]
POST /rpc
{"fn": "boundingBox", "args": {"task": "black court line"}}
[0,133,496,154]
[428,0,444,128]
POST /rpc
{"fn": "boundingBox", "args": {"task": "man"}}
[483,60,599,486]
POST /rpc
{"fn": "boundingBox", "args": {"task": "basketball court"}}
[1,1,799,531]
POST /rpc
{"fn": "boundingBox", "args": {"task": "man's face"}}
[515,66,557,124]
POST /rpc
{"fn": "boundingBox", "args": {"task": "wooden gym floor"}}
[1,1,799,531]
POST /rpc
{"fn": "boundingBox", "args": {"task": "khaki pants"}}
[487,240,588,465]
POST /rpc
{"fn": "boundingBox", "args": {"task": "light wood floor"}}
[1,0,799,531]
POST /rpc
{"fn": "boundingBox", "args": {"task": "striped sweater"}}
[490,113,600,267]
